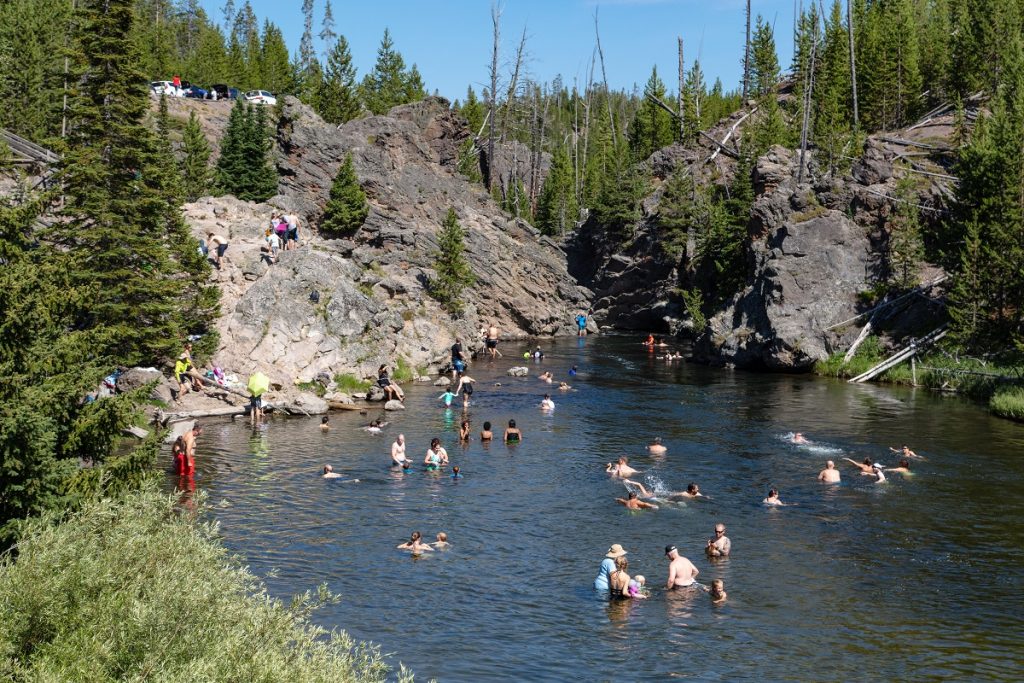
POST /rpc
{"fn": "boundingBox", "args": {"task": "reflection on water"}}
[169,336,1024,682]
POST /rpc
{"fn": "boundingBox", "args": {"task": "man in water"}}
[485,323,502,357]
[540,394,555,410]
[322,465,342,479]
[886,459,913,476]
[648,437,667,455]
[616,491,658,510]
[391,434,407,466]
[676,482,703,499]
[181,424,202,475]
[818,460,841,483]
[890,444,924,460]
[705,523,731,558]
[451,338,466,378]
[843,457,876,475]
[792,432,809,444]
[606,456,639,478]
[665,545,699,588]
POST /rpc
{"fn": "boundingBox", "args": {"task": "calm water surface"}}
[171,337,1024,682]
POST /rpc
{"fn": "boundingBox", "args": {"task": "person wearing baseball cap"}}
[665,544,699,589]
[594,543,628,591]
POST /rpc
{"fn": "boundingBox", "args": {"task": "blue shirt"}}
[594,557,616,591]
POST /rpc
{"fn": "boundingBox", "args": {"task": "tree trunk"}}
[678,37,685,142]
[486,3,500,192]
[743,0,751,100]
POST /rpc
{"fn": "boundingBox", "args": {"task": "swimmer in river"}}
[623,479,690,501]
[540,394,555,410]
[665,545,699,589]
[642,333,655,347]
[886,459,913,476]
[708,579,727,604]
[424,438,449,470]
[616,491,658,510]
[539,371,553,383]
[504,419,522,443]
[648,437,667,455]
[450,465,463,479]
[763,488,789,505]
[818,460,841,483]
[890,444,925,460]
[677,482,704,499]
[365,419,385,433]
[391,434,407,466]
[606,456,639,478]
[558,381,571,391]
[322,464,342,479]
[480,421,494,441]
[459,420,471,442]
[568,365,578,377]
[843,457,877,475]
[432,532,450,549]
[792,432,809,444]
[397,531,434,553]
[871,463,887,483]
[320,416,330,432]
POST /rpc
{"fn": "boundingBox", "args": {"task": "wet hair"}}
[508,419,516,428]
[686,483,698,493]
[323,465,332,473]
[410,531,421,542]
[401,461,411,470]
[900,459,910,468]
[863,458,873,465]
[628,491,638,499]
[430,437,441,448]
[437,532,447,541]
[452,465,460,473]
[618,456,628,464]
[321,416,329,424]
[483,421,491,430]
[768,488,779,497]
[543,393,551,399]
[711,579,724,591]
[461,420,469,428]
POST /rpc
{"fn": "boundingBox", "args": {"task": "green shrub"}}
[0,488,410,682]
[297,380,327,397]
[392,356,414,383]
[990,386,1024,421]
[333,373,371,393]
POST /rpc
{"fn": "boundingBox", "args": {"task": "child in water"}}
[433,532,450,549]
[439,389,456,407]
[708,579,727,604]
[320,416,330,432]
[628,575,649,599]
[451,465,463,479]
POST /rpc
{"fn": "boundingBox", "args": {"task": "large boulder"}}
[366,385,386,401]
[697,209,872,370]
[117,367,174,405]
[384,399,405,411]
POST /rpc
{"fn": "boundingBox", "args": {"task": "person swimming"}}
[539,371,553,383]
[397,531,434,553]
[558,381,571,391]
[890,444,924,460]
[606,456,639,479]
[616,491,658,510]
[708,579,727,604]
[886,458,913,475]
[568,365,578,377]
[480,421,494,441]
[504,419,522,443]
[763,488,789,505]
[540,394,555,410]
[322,464,341,479]
[365,418,385,433]
[320,416,330,432]
[871,462,887,483]
[451,465,463,479]
[648,437,667,455]
[432,532,450,549]
[438,389,456,408]
[843,457,877,475]
[792,432,809,444]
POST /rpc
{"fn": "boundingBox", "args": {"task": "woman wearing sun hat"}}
[594,544,628,591]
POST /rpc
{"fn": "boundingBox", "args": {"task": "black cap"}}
[664,545,676,555]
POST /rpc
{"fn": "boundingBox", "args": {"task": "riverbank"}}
[815,337,1024,421]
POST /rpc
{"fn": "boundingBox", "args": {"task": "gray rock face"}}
[182,97,592,390]
[276,392,329,415]
[696,208,872,369]
[117,367,174,404]
[366,385,386,401]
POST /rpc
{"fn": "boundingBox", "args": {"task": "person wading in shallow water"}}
[665,545,699,589]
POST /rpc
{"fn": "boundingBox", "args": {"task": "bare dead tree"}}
[579,49,596,207]
[847,0,859,129]
[593,9,617,141]
[797,18,818,184]
[678,37,685,142]
[500,26,528,144]
[743,0,751,100]
[486,2,501,192]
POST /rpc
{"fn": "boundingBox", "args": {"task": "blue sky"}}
[200,0,797,100]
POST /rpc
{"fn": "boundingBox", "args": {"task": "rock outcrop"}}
[179,96,590,388]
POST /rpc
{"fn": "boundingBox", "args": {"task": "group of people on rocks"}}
[261,211,302,264]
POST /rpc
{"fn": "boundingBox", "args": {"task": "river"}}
[171,336,1024,681]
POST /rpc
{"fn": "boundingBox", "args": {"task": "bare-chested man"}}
[615,491,658,510]
[606,456,639,478]
[843,457,876,475]
[818,460,841,483]
[890,444,924,460]
[665,545,699,588]
[391,434,407,466]
[648,437,667,455]
[485,323,502,358]
[181,424,202,473]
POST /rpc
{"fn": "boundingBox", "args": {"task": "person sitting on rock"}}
[377,364,404,402]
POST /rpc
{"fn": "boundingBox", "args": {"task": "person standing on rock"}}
[262,228,281,264]
[283,212,301,250]
[575,312,589,337]
[485,323,502,358]
[206,232,229,269]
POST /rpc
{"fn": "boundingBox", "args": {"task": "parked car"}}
[209,84,240,100]
[150,81,175,96]
[244,90,277,106]
[183,86,208,99]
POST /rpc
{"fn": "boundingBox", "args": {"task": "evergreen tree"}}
[361,29,424,115]
[319,0,337,47]
[682,60,707,141]
[750,15,780,98]
[628,65,676,161]
[535,145,578,236]
[259,21,294,95]
[459,86,486,135]
[655,169,695,260]
[887,178,924,289]
[320,153,368,236]
[186,21,229,86]
[316,34,360,125]
[592,138,645,238]
[298,0,317,86]
[49,0,216,366]
[429,208,476,315]
[813,0,853,175]
[215,99,277,201]
[182,111,212,202]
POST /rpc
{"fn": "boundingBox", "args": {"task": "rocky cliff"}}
[176,96,590,387]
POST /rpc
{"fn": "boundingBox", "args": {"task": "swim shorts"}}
[486,339,497,349]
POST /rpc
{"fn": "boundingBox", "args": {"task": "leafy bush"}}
[0,488,410,682]
[392,356,414,383]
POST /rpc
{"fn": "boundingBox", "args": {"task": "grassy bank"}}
[816,337,1024,419]
[0,488,413,682]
